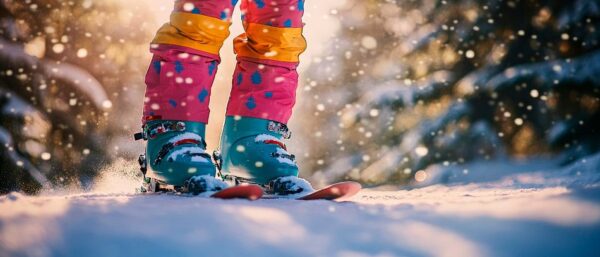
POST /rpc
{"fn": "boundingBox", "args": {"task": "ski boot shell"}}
[218,116,299,185]
[135,120,216,186]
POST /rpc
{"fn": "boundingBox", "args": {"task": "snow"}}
[189,175,229,196]
[163,132,209,162]
[166,132,204,145]
[189,155,210,163]
[254,133,281,143]
[271,176,314,198]
[166,147,209,163]
[1,155,600,257]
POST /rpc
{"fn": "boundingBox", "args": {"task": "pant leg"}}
[142,0,237,124]
[226,0,306,124]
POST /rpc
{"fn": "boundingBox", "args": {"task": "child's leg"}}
[226,0,306,124]
[219,0,308,190]
[138,0,237,189]
[142,0,237,124]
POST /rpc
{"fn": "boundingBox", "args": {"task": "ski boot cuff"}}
[134,120,207,142]
[221,116,291,141]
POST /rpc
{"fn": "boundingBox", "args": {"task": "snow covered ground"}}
[1,154,600,257]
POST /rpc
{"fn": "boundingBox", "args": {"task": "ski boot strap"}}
[267,121,292,139]
[271,151,296,161]
[212,150,223,171]
[134,121,189,141]
[223,116,292,141]
[254,134,296,162]
[154,137,208,165]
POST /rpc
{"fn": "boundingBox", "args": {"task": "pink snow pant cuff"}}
[143,45,219,124]
[225,57,299,124]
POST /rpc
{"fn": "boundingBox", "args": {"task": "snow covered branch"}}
[485,50,600,92]
[43,61,112,111]
[0,127,50,190]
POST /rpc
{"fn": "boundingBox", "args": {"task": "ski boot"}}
[134,120,226,194]
[216,116,313,195]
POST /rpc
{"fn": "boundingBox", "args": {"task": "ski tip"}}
[211,184,263,200]
[328,181,362,200]
[299,181,362,201]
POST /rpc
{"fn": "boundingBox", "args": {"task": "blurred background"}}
[1,0,599,194]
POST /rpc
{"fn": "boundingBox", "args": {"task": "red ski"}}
[211,184,263,200]
[298,181,362,201]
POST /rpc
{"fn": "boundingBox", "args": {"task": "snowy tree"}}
[299,0,600,185]
[0,0,152,193]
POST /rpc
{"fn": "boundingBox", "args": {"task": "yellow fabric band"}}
[234,22,307,63]
[153,12,232,55]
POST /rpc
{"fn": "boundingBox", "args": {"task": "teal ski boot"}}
[215,116,312,195]
[134,120,226,194]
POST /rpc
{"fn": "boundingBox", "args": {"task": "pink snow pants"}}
[142,0,306,125]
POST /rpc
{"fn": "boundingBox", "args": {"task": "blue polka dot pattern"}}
[208,61,217,75]
[220,11,228,20]
[298,0,304,11]
[192,8,200,14]
[245,96,257,109]
[236,73,243,85]
[153,60,161,74]
[251,71,262,85]
[265,91,273,98]
[168,99,177,107]
[283,19,292,27]
[175,61,184,74]
[231,0,239,6]
[255,0,265,9]
[198,89,209,103]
